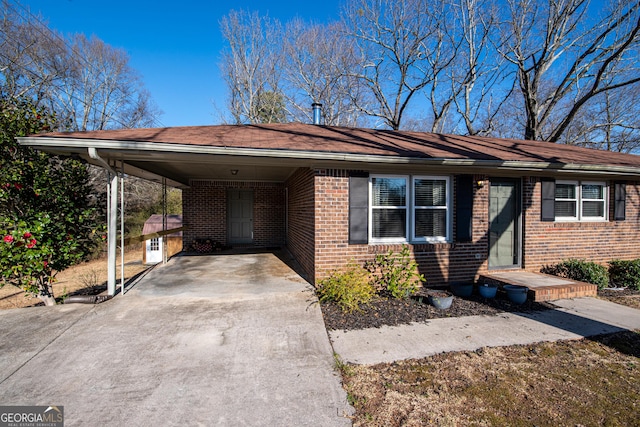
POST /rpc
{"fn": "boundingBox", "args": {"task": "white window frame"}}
[369,174,451,244]
[580,181,607,221]
[555,180,607,222]
[369,175,409,243]
[555,180,579,221]
[411,176,451,243]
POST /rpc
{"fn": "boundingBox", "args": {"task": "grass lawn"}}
[340,330,640,426]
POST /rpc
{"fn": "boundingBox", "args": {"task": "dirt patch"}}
[0,249,150,309]
[341,330,640,426]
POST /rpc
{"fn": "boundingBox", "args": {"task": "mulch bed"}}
[321,287,640,331]
[320,289,556,331]
[598,288,640,298]
[598,287,640,310]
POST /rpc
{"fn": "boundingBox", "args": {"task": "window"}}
[412,177,450,242]
[370,175,450,243]
[582,183,606,218]
[555,181,607,221]
[371,176,407,240]
[555,182,578,220]
[150,238,160,251]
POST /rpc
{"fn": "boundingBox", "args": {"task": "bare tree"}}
[216,0,640,147]
[395,0,512,135]
[561,82,640,152]
[282,19,367,126]
[500,0,640,141]
[447,0,514,136]
[419,1,461,133]
[219,10,285,124]
[1,0,166,240]
[0,1,67,104]
[46,34,159,131]
[341,0,444,130]
[0,2,160,131]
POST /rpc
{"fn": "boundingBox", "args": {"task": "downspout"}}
[88,148,118,297]
[88,147,115,175]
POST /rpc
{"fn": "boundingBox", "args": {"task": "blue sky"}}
[21,0,344,127]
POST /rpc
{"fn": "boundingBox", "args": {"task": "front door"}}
[489,178,520,269]
[228,189,254,244]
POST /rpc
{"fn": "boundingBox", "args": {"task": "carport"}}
[22,123,451,295]
[18,125,322,296]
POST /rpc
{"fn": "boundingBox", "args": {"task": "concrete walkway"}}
[0,253,353,426]
[330,297,640,365]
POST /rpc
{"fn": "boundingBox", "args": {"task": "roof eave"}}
[17,136,640,177]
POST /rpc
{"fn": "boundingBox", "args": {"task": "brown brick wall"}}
[182,180,285,249]
[311,172,640,287]
[314,170,363,277]
[522,177,640,271]
[285,168,316,280]
[312,171,493,287]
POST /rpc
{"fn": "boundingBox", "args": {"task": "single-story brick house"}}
[19,123,640,288]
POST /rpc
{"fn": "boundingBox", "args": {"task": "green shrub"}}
[608,259,640,290]
[365,245,425,299]
[316,263,376,313]
[541,259,609,289]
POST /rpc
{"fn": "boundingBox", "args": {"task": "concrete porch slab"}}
[480,271,598,301]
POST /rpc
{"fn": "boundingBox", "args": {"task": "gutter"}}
[18,136,640,177]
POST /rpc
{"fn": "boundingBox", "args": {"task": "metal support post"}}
[162,177,168,264]
[107,170,118,296]
[120,163,125,294]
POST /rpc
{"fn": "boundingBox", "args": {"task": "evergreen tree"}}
[0,94,103,305]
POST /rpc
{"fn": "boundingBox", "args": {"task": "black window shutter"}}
[541,178,555,222]
[455,175,473,242]
[349,173,369,244]
[614,181,626,221]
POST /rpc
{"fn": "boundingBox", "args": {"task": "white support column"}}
[119,163,125,294]
[162,177,168,264]
[107,171,118,296]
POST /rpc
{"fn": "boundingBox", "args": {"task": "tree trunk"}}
[39,294,57,306]
[39,282,57,306]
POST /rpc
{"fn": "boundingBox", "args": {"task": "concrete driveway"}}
[0,253,353,426]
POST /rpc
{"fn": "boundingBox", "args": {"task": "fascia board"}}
[17,136,640,177]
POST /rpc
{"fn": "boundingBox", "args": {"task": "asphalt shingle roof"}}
[37,123,640,168]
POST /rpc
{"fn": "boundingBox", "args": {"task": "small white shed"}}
[142,214,183,264]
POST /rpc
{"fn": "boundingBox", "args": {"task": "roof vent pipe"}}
[312,103,323,125]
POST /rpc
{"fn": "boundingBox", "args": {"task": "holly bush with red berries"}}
[1,95,103,305]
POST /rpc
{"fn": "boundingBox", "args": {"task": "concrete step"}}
[479,271,598,302]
